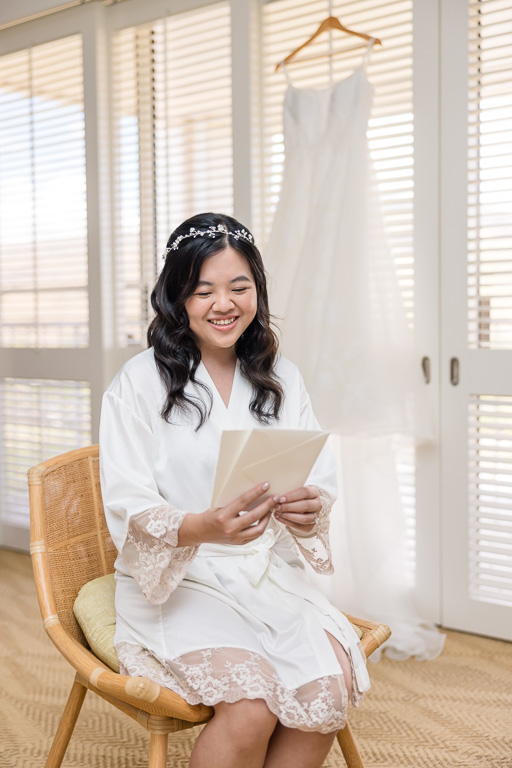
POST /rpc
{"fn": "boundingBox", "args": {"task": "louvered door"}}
[441,0,512,639]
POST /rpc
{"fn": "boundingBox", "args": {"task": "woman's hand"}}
[177,482,275,547]
[272,485,322,535]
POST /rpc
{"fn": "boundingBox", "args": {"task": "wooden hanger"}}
[275,16,382,72]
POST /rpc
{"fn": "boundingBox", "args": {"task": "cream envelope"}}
[211,429,329,508]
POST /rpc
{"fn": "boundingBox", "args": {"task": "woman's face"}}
[184,246,258,356]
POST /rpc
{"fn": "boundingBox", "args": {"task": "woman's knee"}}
[213,698,278,745]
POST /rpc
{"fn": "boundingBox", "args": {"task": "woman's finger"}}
[272,486,319,505]
[239,508,273,539]
[237,497,274,531]
[274,498,322,514]
[275,511,316,526]
[225,482,270,517]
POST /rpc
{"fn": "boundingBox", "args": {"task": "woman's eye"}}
[233,288,248,294]
[196,292,211,297]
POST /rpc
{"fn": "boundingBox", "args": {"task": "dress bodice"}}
[283,67,374,149]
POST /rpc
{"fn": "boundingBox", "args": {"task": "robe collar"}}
[196,359,254,429]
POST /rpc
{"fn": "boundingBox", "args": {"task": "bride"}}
[99,211,370,768]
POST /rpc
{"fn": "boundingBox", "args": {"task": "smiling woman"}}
[99,211,371,768]
[148,213,283,428]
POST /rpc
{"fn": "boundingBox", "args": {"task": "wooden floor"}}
[1,548,511,768]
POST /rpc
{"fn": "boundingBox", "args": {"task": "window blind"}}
[0,378,91,527]
[0,35,88,348]
[468,0,512,350]
[262,0,416,582]
[468,395,512,606]
[466,0,512,610]
[112,2,233,346]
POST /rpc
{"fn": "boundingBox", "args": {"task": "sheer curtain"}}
[325,173,444,661]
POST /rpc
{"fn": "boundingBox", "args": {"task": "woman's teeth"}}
[210,318,236,326]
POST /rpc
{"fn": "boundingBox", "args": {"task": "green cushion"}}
[73,572,363,674]
[73,573,120,672]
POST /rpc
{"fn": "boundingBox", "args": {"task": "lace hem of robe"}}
[122,505,198,604]
[286,486,334,574]
[116,642,364,733]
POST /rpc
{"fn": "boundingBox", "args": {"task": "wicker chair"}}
[28,444,391,768]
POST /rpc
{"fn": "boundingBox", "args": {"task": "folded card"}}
[211,429,329,508]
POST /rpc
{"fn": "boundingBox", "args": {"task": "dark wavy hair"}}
[147,212,283,429]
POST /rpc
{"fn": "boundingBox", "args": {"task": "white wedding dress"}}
[265,44,445,661]
[267,43,419,435]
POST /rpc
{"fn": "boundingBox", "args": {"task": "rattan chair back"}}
[29,445,116,645]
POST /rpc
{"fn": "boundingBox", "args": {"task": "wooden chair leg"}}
[336,721,365,768]
[149,732,168,768]
[45,675,87,768]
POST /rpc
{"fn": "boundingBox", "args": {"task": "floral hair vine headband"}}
[163,224,254,258]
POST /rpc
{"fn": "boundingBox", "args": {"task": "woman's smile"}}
[208,315,240,330]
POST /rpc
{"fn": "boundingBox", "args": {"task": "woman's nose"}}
[213,293,235,312]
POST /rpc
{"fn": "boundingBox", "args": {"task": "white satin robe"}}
[99,348,370,733]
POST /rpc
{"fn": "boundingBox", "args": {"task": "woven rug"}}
[1,549,511,768]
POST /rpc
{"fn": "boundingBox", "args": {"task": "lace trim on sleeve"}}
[286,487,334,574]
[122,505,198,605]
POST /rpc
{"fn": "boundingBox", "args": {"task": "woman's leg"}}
[263,633,353,768]
[189,698,278,768]
[263,725,337,768]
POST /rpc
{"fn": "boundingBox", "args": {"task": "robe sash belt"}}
[197,528,282,586]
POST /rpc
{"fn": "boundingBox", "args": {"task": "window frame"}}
[0,3,110,549]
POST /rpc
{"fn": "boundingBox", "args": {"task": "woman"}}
[99,212,370,768]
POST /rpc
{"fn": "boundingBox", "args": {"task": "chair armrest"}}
[343,613,391,659]
[45,621,212,722]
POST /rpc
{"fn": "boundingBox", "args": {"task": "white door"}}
[440,0,512,640]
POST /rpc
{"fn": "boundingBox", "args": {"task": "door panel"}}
[441,0,512,640]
